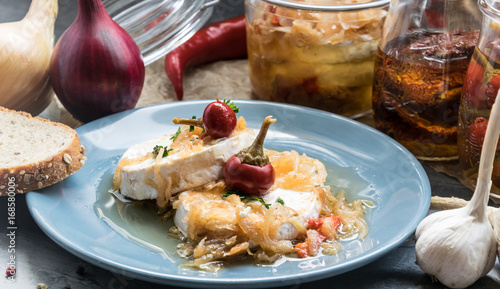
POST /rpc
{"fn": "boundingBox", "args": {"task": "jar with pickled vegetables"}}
[458,0,500,197]
[372,0,481,161]
[245,0,389,118]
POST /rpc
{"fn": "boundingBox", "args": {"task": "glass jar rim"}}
[479,0,500,21]
[256,0,390,11]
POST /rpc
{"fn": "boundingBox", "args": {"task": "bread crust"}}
[0,106,86,196]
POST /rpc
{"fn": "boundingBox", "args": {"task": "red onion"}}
[50,0,145,123]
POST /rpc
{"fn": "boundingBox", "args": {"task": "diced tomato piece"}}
[307,217,324,230]
[307,215,342,239]
[305,230,326,257]
[292,242,309,258]
[292,230,327,258]
[320,215,342,239]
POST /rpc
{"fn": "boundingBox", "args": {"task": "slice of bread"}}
[0,106,86,195]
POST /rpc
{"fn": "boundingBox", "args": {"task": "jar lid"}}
[104,0,219,66]
[260,0,390,12]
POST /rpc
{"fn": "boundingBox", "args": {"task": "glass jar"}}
[372,0,481,161]
[458,0,500,196]
[103,0,218,65]
[245,0,390,119]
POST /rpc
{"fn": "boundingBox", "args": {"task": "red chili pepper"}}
[486,74,500,109]
[466,117,500,184]
[224,116,276,196]
[468,117,500,151]
[462,60,487,109]
[165,15,248,100]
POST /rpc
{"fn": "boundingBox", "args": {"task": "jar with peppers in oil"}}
[372,0,481,161]
[458,0,500,198]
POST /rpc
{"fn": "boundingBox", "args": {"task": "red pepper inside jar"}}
[458,0,500,197]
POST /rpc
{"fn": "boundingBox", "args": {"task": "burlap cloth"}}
[45,57,474,195]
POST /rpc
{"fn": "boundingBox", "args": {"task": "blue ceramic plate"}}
[26,100,431,288]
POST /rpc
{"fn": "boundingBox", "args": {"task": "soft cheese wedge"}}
[112,117,254,207]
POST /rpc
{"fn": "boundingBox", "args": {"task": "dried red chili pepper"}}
[165,15,248,100]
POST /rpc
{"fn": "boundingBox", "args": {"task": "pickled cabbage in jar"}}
[246,0,387,118]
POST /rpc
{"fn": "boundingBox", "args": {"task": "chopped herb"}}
[189,116,196,132]
[276,197,285,205]
[152,145,173,157]
[223,189,241,196]
[223,99,239,113]
[222,190,272,208]
[170,127,182,141]
[250,198,271,209]
[223,190,245,200]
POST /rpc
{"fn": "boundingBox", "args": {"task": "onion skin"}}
[50,0,145,123]
[224,155,275,196]
[0,0,58,115]
[202,100,237,138]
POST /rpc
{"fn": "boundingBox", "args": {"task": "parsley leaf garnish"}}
[222,189,284,209]
[223,99,239,113]
[170,127,182,141]
[152,145,173,157]
[189,116,196,132]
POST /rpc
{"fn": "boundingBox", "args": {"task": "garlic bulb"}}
[0,0,58,115]
[494,209,500,261]
[414,91,500,288]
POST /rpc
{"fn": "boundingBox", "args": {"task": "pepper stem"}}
[237,116,276,166]
[172,117,204,128]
